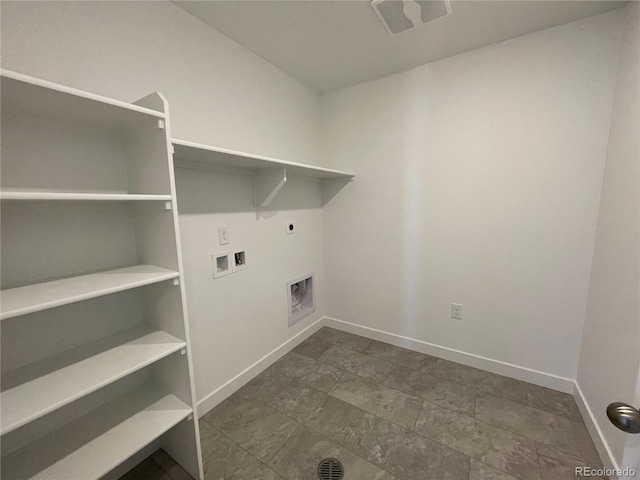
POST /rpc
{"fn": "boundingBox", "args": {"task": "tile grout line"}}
[262,422,301,474]
[474,458,525,480]
[411,399,424,433]
[533,441,544,479]
[200,417,288,478]
[469,408,601,468]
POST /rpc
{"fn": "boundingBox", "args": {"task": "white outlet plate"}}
[218,226,230,245]
[286,221,295,235]
[451,303,463,320]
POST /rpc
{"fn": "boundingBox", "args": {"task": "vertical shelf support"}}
[253,167,287,207]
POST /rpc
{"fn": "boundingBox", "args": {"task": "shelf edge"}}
[172,138,355,177]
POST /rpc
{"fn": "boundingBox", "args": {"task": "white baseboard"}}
[196,317,325,417]
[198,314,575,417]
[323,316,575,393]
[574,382,618,471]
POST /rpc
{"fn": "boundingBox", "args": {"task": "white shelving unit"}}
[172,138,355,207]
[1,70,204,479]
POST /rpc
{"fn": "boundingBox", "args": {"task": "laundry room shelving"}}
[0,70,204,479]
[172,138,355,207]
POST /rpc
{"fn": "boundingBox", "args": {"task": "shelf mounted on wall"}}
[171,138,355,207]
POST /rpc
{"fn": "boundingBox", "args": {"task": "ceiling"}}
[174,0,626,92]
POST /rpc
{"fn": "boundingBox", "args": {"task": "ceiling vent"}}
[371,0,451,35]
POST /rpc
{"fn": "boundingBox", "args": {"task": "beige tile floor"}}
[122,327,605,480]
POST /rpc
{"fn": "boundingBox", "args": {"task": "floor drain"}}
[317,458,344,480]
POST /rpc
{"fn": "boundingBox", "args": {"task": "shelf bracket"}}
[253,167,287,208]
[172,278,180,286]
[322,176,354,206]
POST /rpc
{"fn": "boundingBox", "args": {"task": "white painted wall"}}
[321,11,622,381]
[0,1,320,162]
[576,3,640,468]
[175,168,325,407]
[1,1,324,407]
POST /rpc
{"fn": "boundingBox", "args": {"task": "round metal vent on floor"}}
[317,458,344,480]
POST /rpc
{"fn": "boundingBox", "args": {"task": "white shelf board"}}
[0,265,179,320]
[1,326,186,435]
[172,138,355,179]
[1,382,192,480]
[1,69,165,131]
[0,191,172,202]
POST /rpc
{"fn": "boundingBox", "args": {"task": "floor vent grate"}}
[317,458,344,480]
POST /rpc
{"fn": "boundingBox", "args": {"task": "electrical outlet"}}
[218,226,229,245]
[286,221,295,235]
[451,303,463,320]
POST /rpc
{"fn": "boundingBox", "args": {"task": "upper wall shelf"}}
[171,139,354,207]
[172,139,353,179]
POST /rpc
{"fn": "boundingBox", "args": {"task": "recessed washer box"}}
[232,249,247,272]
[287,273,314,326]
[212,252,231,279]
